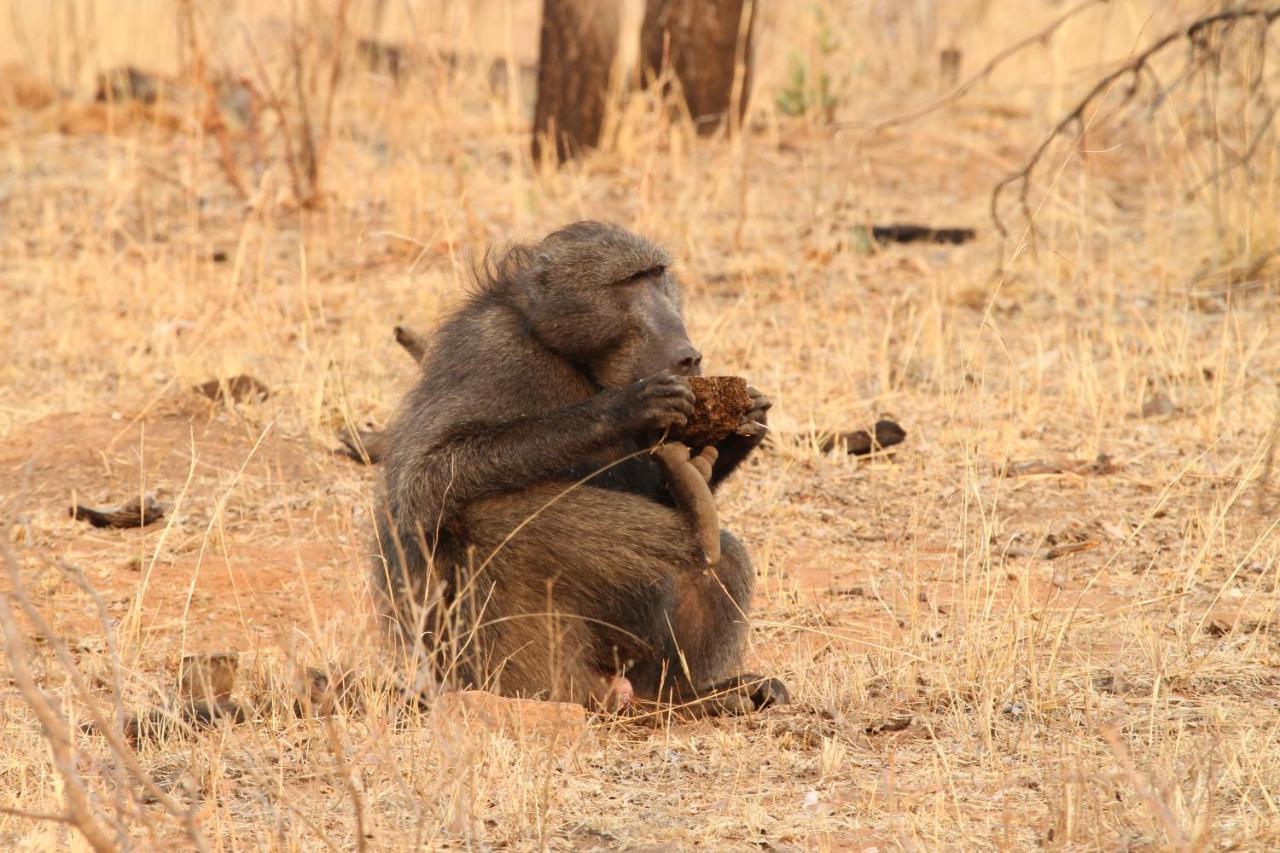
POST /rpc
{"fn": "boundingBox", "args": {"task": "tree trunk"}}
[532,0,622,163]
[640,0,755,134]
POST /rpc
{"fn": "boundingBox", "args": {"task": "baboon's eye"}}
[620,265,665,285]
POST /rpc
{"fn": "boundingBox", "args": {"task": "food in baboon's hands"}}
[671,375,758,446]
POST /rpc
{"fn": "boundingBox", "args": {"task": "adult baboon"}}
[375,221,786,714]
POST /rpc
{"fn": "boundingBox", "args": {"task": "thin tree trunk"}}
[640,0,755,134]
[532,0,622,163]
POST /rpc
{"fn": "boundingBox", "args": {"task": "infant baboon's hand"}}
[619,370,695,433]
[689,446,718,483]
[734,385,772,439]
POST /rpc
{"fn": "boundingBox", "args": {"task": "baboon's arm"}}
[391,401,620,539]
[390,372,691,543]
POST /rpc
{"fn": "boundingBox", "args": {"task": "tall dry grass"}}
[1,0,1278,849]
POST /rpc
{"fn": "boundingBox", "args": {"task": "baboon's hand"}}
[618,370,695,433]
[734,385,772,439]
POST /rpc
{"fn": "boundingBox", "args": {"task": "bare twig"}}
[991,6,1280,240]
[861,0,1112,134]
[288,20,320,203]
[1185,94,1278,198]
[244,27,308,208]
[323,715,369,853]
[319,0,350,169]
[177,0,249,200]
[56,558,133,834]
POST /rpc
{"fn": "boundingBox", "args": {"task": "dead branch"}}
[1100,722,1189,847]
[319,0,350,170]
[0,548,116,852]
[991,6,1280,241]
[177,0,249,200]
[323,715,369,853]
[1185,94,1278,198]
[862,0,1112,134]
[0,803,76,824]
[244,27,309,208]
[1260,389,1280,517]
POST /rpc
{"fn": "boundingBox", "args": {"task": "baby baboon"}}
[375,221,786,714]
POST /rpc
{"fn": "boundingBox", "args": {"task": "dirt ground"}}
[2,1,1278,850]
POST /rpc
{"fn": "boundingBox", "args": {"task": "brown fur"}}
[374,221,785,713]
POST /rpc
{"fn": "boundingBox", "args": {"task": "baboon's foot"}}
[595,673,634,713]
[690,674,790,716]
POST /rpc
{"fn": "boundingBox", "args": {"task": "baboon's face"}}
[524,229,701,389]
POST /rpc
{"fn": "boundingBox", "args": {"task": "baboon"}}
[375,221,787,714]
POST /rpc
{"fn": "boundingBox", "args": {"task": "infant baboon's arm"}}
[655,442,721,564]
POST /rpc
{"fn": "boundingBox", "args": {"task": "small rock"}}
[1141,392,1176,418]
[864,715,912,735]
[193,374,271,403]
[1205,617,1234,637]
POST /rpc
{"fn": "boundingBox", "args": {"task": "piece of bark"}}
[1004,453,1117,477]
[868,224,975,245]
[819,420,907,455]
[69,495,165,528]
[673,376,753,447]
[1002,539,1100,560]
[193,374,270,403]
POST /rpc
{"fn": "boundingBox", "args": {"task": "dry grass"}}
[2,0,1278,849]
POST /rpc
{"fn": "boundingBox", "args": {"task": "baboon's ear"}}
[530,252,555,290]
